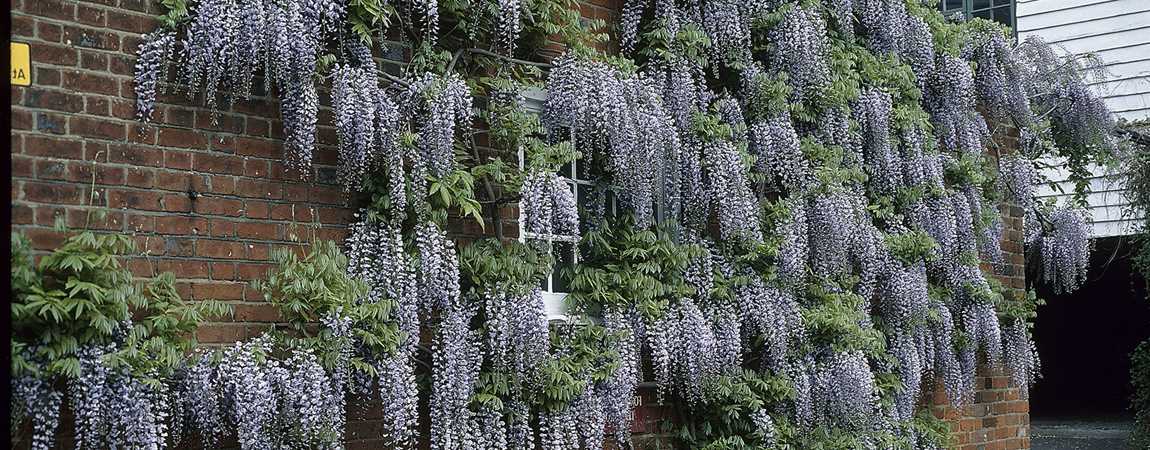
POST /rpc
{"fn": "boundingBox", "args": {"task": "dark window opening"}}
[1030,236,1150,420]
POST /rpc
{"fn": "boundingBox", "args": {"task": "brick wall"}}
[12,0,366,345]
[8,1,1029,449]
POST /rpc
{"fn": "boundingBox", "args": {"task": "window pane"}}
[972,0,991,10]
[944,0,963,10]
[993,0,1012,6]
[973,8,992,20]
[993,6,1012,26]
[560,161,574,179]
[551,241,574,293]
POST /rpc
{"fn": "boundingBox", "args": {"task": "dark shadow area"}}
[1030,235,1150,419]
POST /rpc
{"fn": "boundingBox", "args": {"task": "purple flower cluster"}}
[650,298,715,404]
[964,27,1033,128]
[855,89,903,195]
[813,350,880,430]
[769,4,830,100]
[1003,318,1041,397]
[133,29,175,123]
[926,54,990,155]
[415,222,463,312]
[12,372,63,450]
[332,64,399,191]
[737,277,804,374]
[543,54,679,228]
[750,113,809,193]
[1038,207,1091,294]
[430,304,482,450]
[704,140,762,241]
[184,335,348,450]
[482,288,550,389]
[399,73,473,196]
[521,171,580,238]
[70,345,172,450]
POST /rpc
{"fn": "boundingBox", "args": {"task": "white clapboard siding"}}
[1018,0,1148,237]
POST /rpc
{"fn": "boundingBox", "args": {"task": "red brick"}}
[37,22,63,42]
[235,137,280,158]
[12,205,34,224]
[161,194,193,213]
[245,201,270,219]
[75,5,108,26]
[62,71,120,96]
[191,281,246,301]
[12,156,34,178]
[209,219,235,238]
[195,111,246,134]
[109,144,163,167]
[233,303,281,322]
[25,135,84,159]
[194,197,245,217]
[235,263,273,281]
[153,171,198,192]
[11,15,34,37]
[23,182,84,204]
[196,239,245,259]
[210,262,237,281]
[164,150,193,170]
[35,68,62,86]
[193,153,245,175]
[158,127,209,149]
[12,109,33,131]
[153,219,203,238]
[63,26,120,51]
[196,324,249,344]
[235,222,278,240]
[65,162,125,185]
[31,43,78,67]
[23,89,85,113]
[25,0,76,20]
[121,167,156,189]
[236,178,281,199]
[105,10,155,33]
[69,116,126,140]
[107,189,163,211]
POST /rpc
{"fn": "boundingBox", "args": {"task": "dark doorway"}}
[1030,235,1150,418]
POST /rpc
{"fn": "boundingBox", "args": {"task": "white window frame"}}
[519,88,580,319]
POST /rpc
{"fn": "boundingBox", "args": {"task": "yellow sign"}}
[11,42,31,86]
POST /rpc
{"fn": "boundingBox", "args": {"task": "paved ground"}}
[1031,418,1135,450]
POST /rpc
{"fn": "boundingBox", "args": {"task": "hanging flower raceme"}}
[964,25,1034,130]
[1003,318,1041,397]
[332,63,398,191]
[927,54,990,155]
[704,140,763,242]
[184,335,348,450]
[853,0,910,56]
[750,112,809,194]
[415,222,463,312]
[399,72,473,186]
[12,371,64,450]
[70,345,173,450]
[133,29,175,123]
[812,350,881,431]
[543,54,679,228]
[1037,206,1091,294]
[429,302,483,450]
[769,3,831,101]
[521,171,580,237]
[855,89,903,195]
[1016,35,1119,156]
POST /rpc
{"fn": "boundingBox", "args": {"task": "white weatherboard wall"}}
[1017,0,1149,237]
